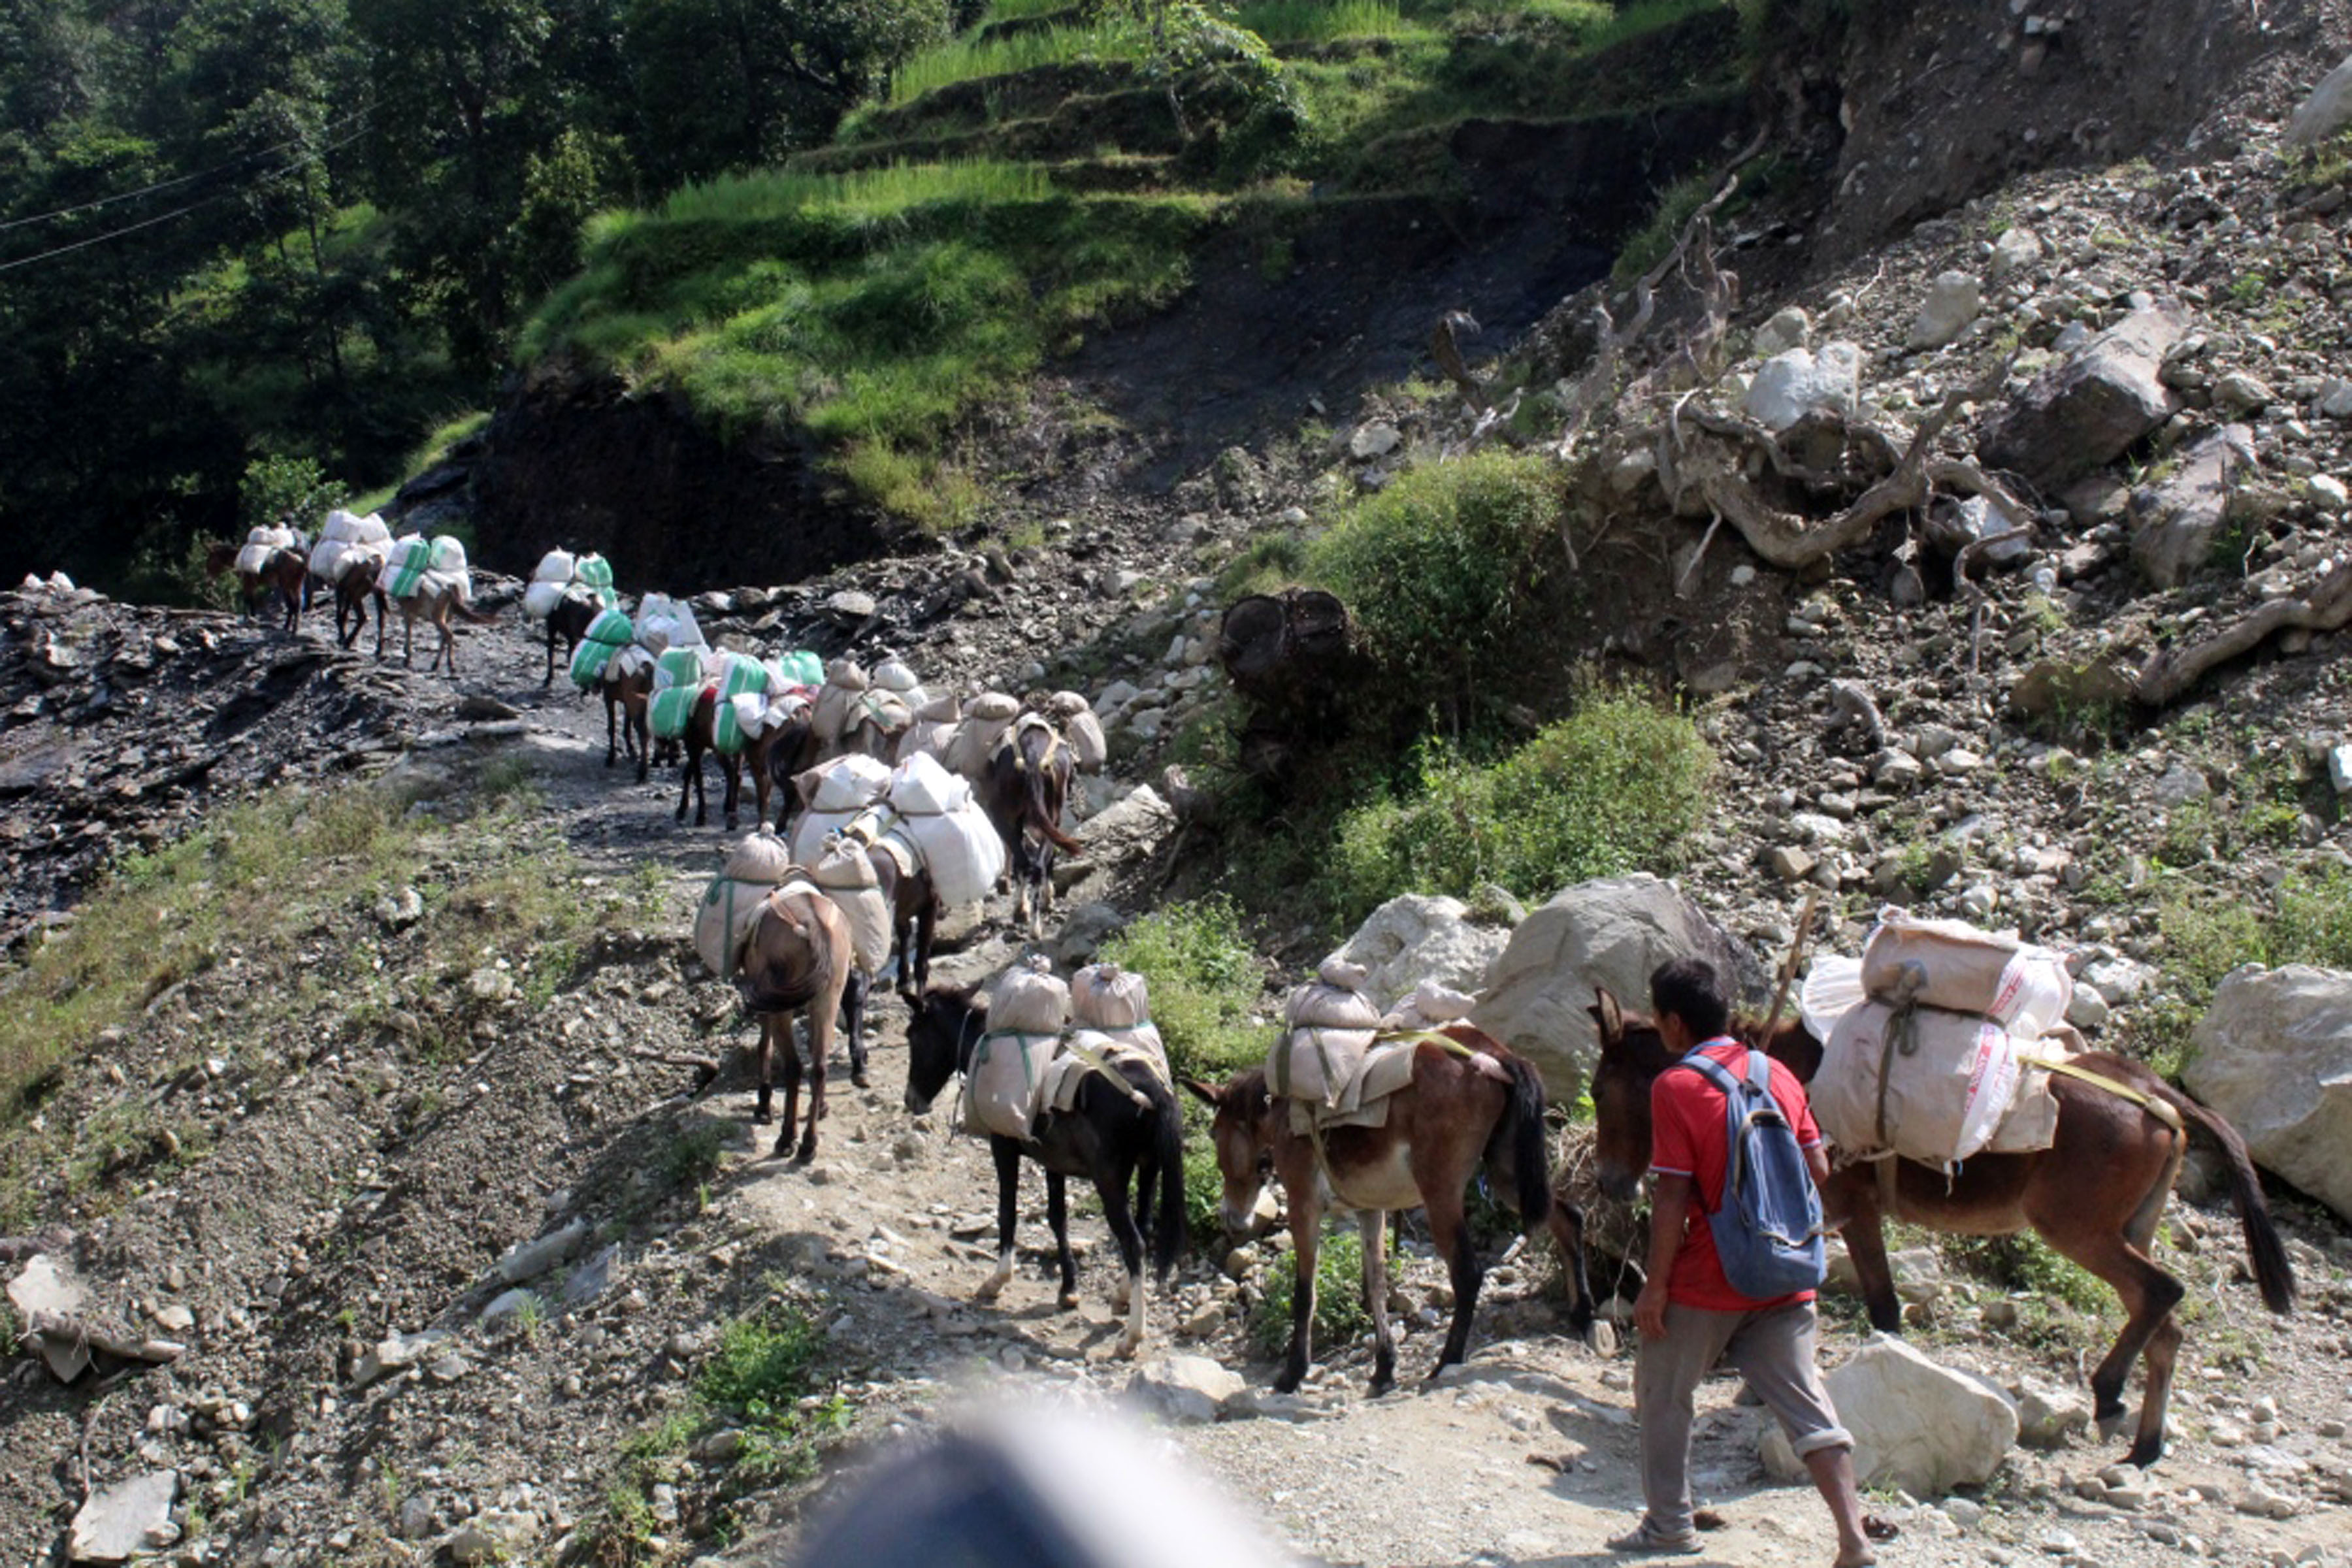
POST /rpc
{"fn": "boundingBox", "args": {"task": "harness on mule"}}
[1298,1029,1512,1212]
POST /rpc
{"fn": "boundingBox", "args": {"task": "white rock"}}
[352,1329,449,1388]
[67,1472,178,1564]
[2308,474,2350,514]
[1752,306,1811,357]
[1761,1335,2017,1495]
[2015,1377,2093,1448]
[2065,983,2111,1031]
[1348,421,1401,460]
[2329,743,2352,795]
[1126,1354,1247,1424]
[497,1218,589,1285]
[2187,965,2352,1221]
[1744,343,1863,433]
[2285,54,2352,147]
[1327,894,1511,1013]
[2315,378,2352,419]
[1908,270,1984,350]
[2153,762,2212,808]
[1989,227,2045,281]
[1096,678,1141,714]
[1473,874,1761,1101]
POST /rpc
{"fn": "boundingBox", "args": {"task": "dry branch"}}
[2132,562,2352,707]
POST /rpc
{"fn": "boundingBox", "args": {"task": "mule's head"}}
[1180,1071,1280,1236]
[1587,987,1676,1203]
[904,985,983,1114]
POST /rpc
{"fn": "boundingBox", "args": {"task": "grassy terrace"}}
[520,0,1751,525]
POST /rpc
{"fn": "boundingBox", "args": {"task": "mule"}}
[750,708,821,835]
[674,689,742,828]
[206,539,309,632]
[1586,988,2295,1467]
[598,662,653,781]
[981,721,1081,934]
[736,884,855,1161]
[325,559,386,655]
[1184,1025,1593,1394]
[906,986,1184,1356]
[542,591,600,686]
[395,581,498,676]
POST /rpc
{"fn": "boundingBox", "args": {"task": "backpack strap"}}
[1673,1047,1744,1098]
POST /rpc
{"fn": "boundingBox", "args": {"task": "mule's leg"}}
[632,706,650,783]
[402,608,416,668]
[1547,1198,1597,1336]
[796,1012,828,1164]
[2130,1307,2186,1468]
[1837,1168,1904,1333]
[676,743,700,825]
[914,893,936,995]
[1047,1172,1079,1309]
[372,592,387,659]
[976,1137,1023,1301]
[605,693,620,768]
[1100,1161,1148,1356]
[753,1018,776,1125]
[1362,1209,1397,1395]
[774,1022,804,1158]
[2037,1221,2187,1463]
[1424,1181,1486,1375]
[1274,1201,1322,1394]
[545,622,558,686]
[842,969,870,1088]
[722,755,743,832]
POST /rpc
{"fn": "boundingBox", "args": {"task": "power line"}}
[0,125,372,276]
[0,106,371,235]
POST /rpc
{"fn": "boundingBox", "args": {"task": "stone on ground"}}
[1744,344,1863,433]
[2186,964,2352,1222]
[1127,1353,1247,1424]
[2130,425,2255,589]
[2285,53,2352,146]
[1473,874,1761,1100]
[2015,1377,2093,1449]
[1907,270,1983,350]
[1983,302,2187,491]
[1326,894,1511,1011]
[67,1471,178,1564]
[1761,1335,2017,1496]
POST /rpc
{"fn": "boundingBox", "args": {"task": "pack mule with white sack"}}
[1183,958,1594,1394]
[977,711,1083,934]
[787,754,933,998]
[1699,908,2297,1468]
[310,510,393,653]
[209,524,311,632]
[376,533,495,675]
[800,827,893,1085]
[663,650,808,830]
[694,828,855,1162]
[566,605,655,779]
[835,656,923,761]
[524,548,619,685]
[902,960,1185,1357]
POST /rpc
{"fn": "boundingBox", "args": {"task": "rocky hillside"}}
[8,1,2352,1566]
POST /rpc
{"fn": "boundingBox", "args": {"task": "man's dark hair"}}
[1650,958,1730,1041]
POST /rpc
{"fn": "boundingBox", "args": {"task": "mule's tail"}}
[2157,1083,2295,1315]
[1490,1053,1553,1230]
[1149,1077,1186,1282]
[1024,759,1081,852]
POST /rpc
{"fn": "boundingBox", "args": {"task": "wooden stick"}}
[1756,891,1822,1044]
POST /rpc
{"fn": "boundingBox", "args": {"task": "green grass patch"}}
[1325,685,1714,921]
[523,163,1213,528]
[1233,0,1424,43]
[1250,1221,1371,1356]
[1941,1232,2108,1315]
[890,22,1145,103]
[2129,866,2352,1073]
[1098,896,1267,1079]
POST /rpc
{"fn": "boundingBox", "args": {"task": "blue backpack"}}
[1675,1047,1827,1300]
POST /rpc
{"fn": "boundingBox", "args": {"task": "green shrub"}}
[1325,686,1714,919]
[1097,896,1266,1079]
[1250,1222,1370,1356]
[1940,1232,2107,1315]
[698,1303,824,1422]
[1307,450,1561,700]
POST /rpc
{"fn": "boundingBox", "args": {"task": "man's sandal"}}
[1607,1520,1702,1555]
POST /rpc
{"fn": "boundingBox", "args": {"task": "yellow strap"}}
[2021,1056,2183,1134]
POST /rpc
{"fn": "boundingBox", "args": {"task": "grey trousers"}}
[1636,1299,1854,1537]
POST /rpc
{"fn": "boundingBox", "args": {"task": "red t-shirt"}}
[1650,1039,1824,1312]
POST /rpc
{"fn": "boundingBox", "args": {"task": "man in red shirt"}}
[1612,958,1875,1567]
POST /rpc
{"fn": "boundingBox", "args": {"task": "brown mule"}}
[541,591,600,686]
[1586,988,2296,1468]
[1184,1024,1593,1394]
[205,540,309,632]
[677,691,809,830]
[981,721,1081,934]
[395,581,498,676]
[735,885,854,1162]
[597,662,654,781]
[325,559,387,655]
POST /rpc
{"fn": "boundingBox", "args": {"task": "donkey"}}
[749,705,821,835]
[906,985,1184,1356]
[541,591,601,686]
[324,559,386,655]
[674,689,740,828]
[1185,1024,1593,1394]
[981,721,1081,934]
[598,661,654,781]
[736,884,855,1161]
[1587,988,2295,1468]
[206,538,309,632]
[395,581,498,676]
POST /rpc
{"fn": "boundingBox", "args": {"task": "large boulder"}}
[1744,344,1863,433]
[2286,54,2352,148]
[1761,1336,2016,1496]
[1471,874,1761,1101]
[2185,964,2352,1222]
[67,1472,179,1564]
[1326,894,1511,1012]
[1982,302,2187,491]
[2129,425,2254,589]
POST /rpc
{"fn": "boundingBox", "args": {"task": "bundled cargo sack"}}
[1055,694,1108,774]
[870,657,926,713]
[887,751,969,817]
[531,548,577,585]
[308,536,349,583]
[568,606,637,690]
[1380,979,1478,1031]
[709,651,779,755]
[634,593,704,654]
[1860,909,2072,1037]
[523,580,568,619]
[425,535,471,598]
[811,660,870,748]
[944,691,1021,783]
[807,836,891,972]
[901,694,962,764]
[1072,962,1167,1079]
[993,956,1071,1034]
[378,534,431,598]
[1269,958,1381,1107]
[236,525,297,575]
[1814,1000,2063,1169]
[887,753,1005,908]
[574,552,617,607]
[966,1025,1058,1140]
[846,688,915,750]
[693,830,804,977]
[329,510,392,546]
[649,646,711,740]
[774,649,825,689]
[788,755,896,864]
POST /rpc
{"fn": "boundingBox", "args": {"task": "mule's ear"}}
[1179,1077,1222,1109]
[1590,987,1625,1048]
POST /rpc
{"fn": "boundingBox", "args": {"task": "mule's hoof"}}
[851,1071,871,1090]
[973,1277,1008,1304]
[2123,1435,2165,1469]
[1272,1371,1304,1395]
[793,1137,817,1164]
[1369,1372,1397,1397]
[1117,1333,1144,1359]
[2095,1407,2130,1443]
[752,1110,774,1126]
[1057,1290,1081,1311]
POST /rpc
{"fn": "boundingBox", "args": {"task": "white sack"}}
[532,549,578,584]
[888,752,972,817]
[1816,1000,2062,1169]
[993,960,1071,1034]
[1861,910,2072,1037]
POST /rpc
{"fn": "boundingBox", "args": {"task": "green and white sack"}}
[568,606,636,689]
[650,646,711,740]
[710,651,777,755]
